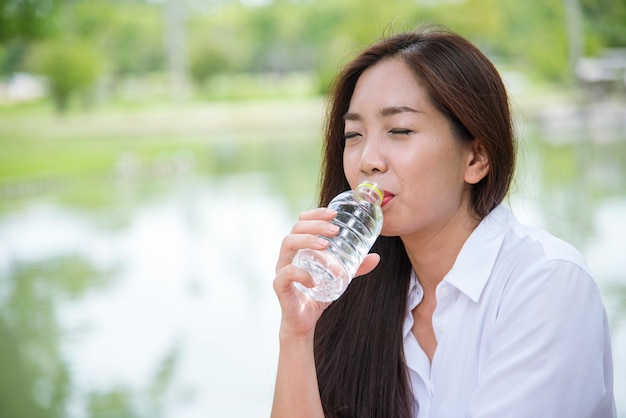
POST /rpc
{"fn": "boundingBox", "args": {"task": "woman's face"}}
[342,57,485,241]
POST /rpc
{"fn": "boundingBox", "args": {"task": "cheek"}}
[342,149,360,182]
[399,149,465,207]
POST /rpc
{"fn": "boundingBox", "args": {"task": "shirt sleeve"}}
[467,259,614,418]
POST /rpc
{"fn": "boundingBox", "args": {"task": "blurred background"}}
[0,0,625,417]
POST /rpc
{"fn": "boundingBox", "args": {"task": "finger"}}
[354,253,381,278]
[297,207,337,221]
[290,219,339,236]
[274,264,314,295]
[275,234,329,273]
[273,265,330,337]
[276,210,339,273]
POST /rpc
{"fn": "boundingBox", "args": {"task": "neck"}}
[402,209,479,295]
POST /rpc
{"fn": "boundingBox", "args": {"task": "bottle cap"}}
[358,181,384,203]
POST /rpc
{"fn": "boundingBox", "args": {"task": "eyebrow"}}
[343,106,421,121]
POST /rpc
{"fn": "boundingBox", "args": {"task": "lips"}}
[382,191,395,207]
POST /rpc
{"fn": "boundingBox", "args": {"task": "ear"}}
[464,140,490,185]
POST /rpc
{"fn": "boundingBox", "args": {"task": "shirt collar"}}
[403,271,423,337]
[444,204,512,303]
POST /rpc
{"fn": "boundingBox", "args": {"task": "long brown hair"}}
[313,26,515,417]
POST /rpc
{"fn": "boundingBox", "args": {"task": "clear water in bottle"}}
[293,181,383,302]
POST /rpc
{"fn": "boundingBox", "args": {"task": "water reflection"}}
[0,171,301,417]
[0,255,96,418]
[0,117,625,416]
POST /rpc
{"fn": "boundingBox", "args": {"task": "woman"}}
[272,27,615,418]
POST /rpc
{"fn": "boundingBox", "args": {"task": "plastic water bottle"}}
[293,181,384,302]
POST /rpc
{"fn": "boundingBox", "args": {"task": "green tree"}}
[188,3,251,87]
[580,0,626,49]
[28,38,102,112]
[71,0,164,76]
[0,0,63,75]
[0,0,61,43]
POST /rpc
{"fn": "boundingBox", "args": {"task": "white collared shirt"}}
[403,205,616,418]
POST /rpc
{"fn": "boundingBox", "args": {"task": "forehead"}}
[349,57,430,113]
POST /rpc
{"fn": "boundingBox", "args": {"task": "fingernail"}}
[316,237,329,248]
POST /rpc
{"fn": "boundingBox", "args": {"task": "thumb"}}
[354,253,380,278]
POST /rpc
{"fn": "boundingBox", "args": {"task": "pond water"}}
[0,104,625,417]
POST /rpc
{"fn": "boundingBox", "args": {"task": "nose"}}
[358,137,387,175]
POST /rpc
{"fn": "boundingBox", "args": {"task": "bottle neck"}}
[355,185,383,206]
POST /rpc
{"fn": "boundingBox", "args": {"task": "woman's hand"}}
[271,207,380,418]
[273,207,380,339]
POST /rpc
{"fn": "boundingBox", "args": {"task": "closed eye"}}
[389,128,413,135]
[343,132,361,141]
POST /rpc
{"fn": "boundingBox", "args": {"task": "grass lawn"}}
[0,98,325,187]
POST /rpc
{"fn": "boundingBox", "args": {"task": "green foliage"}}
[188,5,250,86]
[0,0,59,43]
[183,0,596,89]
[71,1,164,76]
[0,255,110,418]
[189,41,231,85]
[395,0,572,81]
[0,39,27,73]
[28,38,102,112]
[88,388,141,418]
[581,0,626,47]
[0,0,61,76]
[3,0,626,103]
